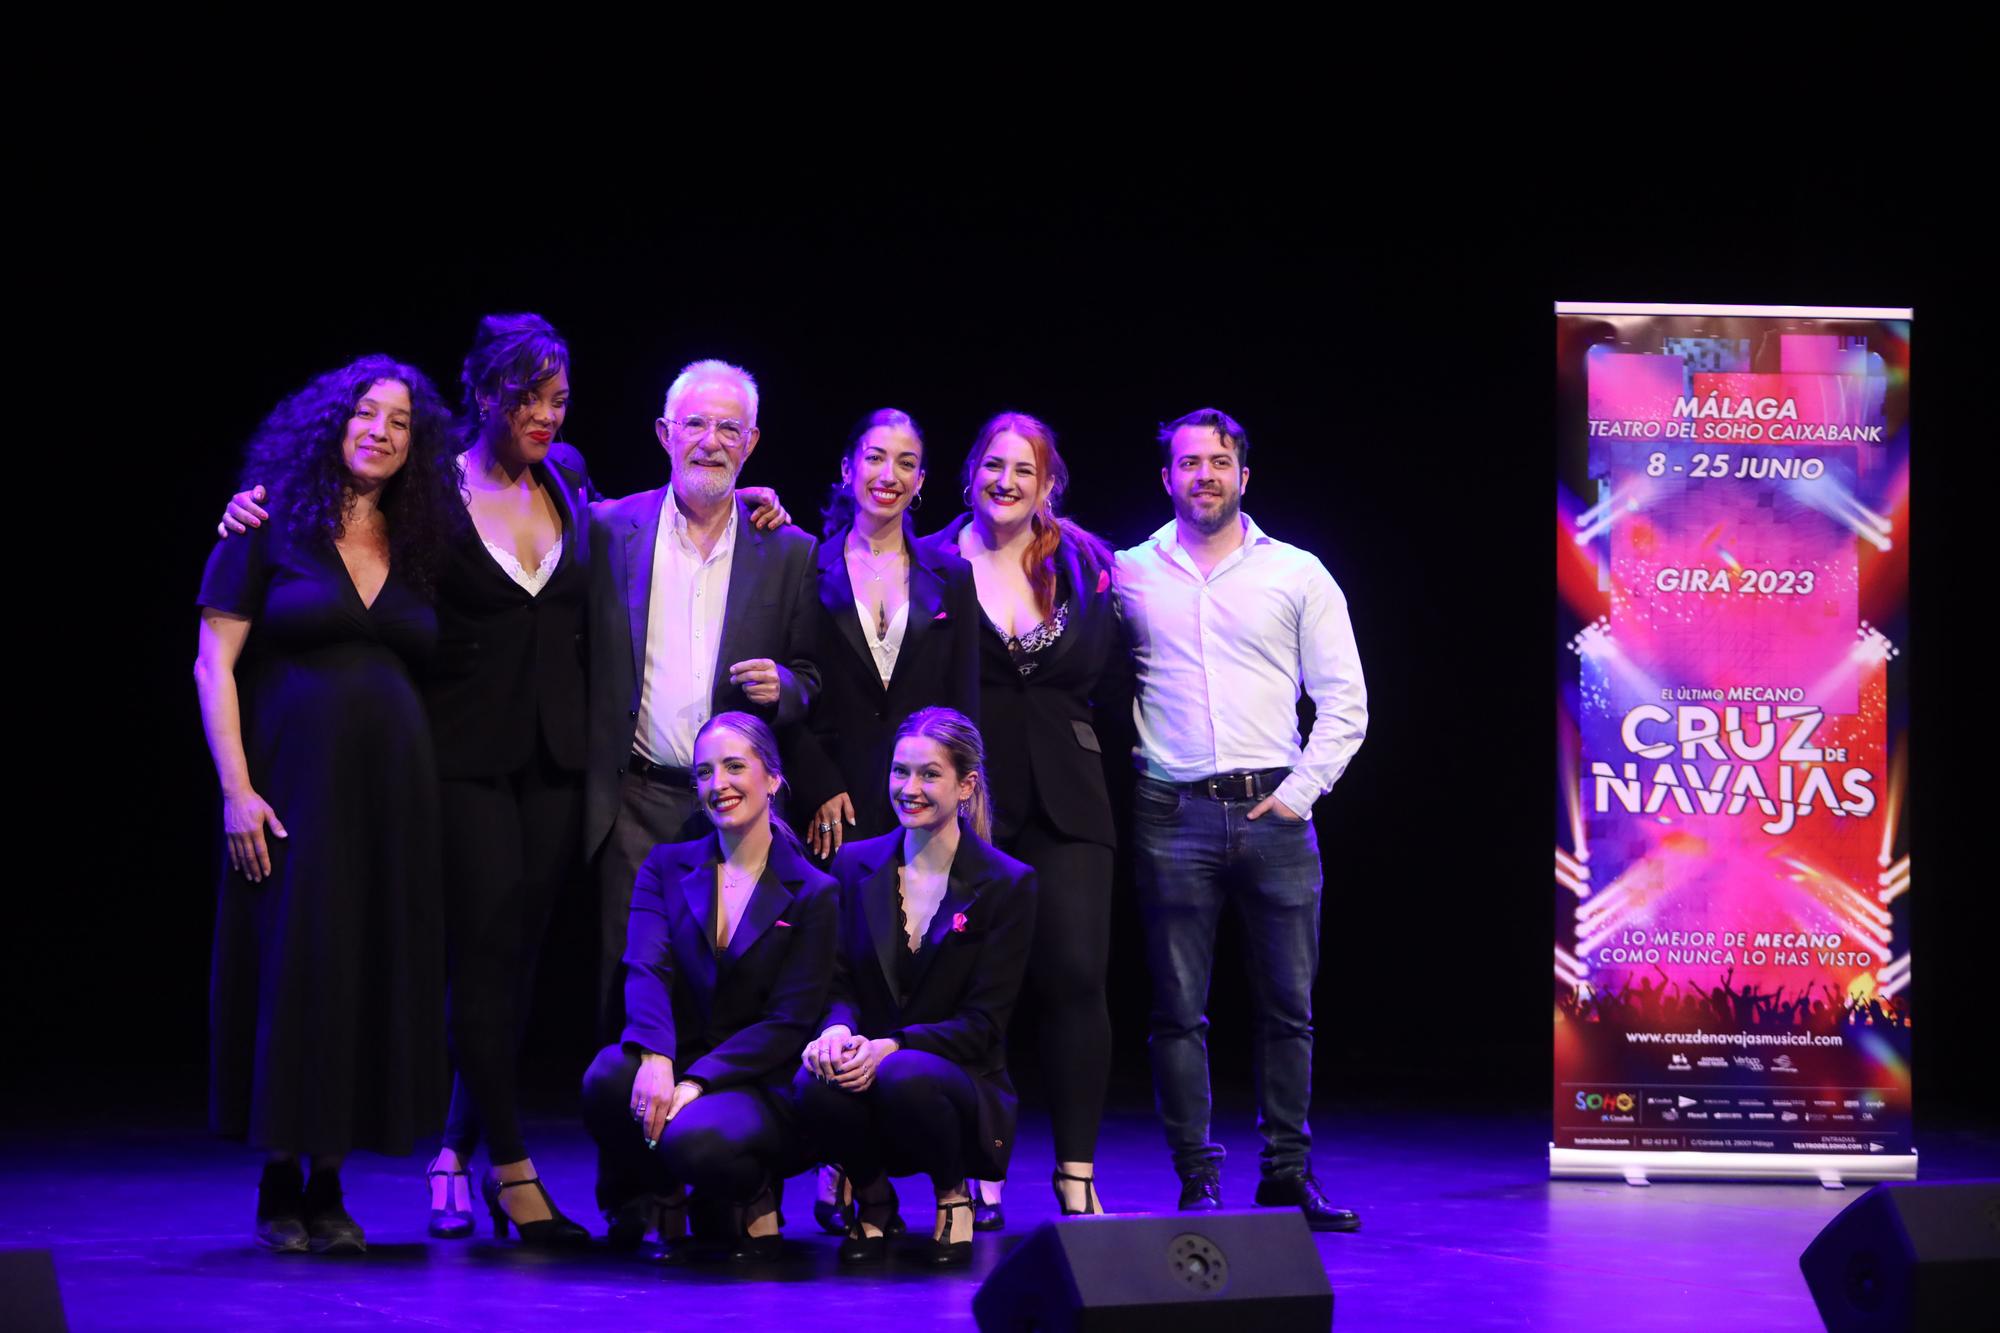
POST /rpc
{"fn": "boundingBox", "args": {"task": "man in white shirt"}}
[1113,407,1366,1231]
[584,360,820,1039]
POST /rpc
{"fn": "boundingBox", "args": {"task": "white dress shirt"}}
[1114,514,1367,818]
[635,497,738,768]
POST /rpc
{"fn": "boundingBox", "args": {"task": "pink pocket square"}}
[775,920,792,929]
[933,609,949,620]
[950,912,969,933]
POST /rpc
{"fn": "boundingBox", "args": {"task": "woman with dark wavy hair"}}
[780,407,983,1231]
[194,354,463,1254]
[793,407,981,857]
[915,412,1125,1225]
[224,314,594,1243]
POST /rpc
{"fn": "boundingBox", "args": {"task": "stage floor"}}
[6,1099,1996,1330]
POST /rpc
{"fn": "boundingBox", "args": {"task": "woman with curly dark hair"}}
[194,354,464,1253]
[221,314,596,1245]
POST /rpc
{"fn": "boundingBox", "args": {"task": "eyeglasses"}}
[665,415,751,449]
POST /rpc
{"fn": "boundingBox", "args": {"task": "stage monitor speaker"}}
[0,1247,67,1332]
[972,1209,1332,1332]
[1798,1179,2000,1333]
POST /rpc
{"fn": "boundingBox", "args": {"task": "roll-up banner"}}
[1553,303,1913,1184]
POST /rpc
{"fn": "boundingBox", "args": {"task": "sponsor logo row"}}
[1567,1088,1887,1130]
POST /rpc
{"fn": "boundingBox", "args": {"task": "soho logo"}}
[1575,1091,1636,1113]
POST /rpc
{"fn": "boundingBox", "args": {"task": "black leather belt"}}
[628,754,694,786]
[1169,767,1291,801]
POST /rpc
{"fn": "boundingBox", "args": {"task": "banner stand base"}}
[1550,1146,1918,1185]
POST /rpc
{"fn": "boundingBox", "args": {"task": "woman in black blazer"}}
[581,712,837,1261]
[788,408,980,859]
[221,314,596,1242]
[915,412,1126,1223]
[794,707,1037,1267]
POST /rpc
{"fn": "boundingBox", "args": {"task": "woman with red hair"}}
[916,412,1124,1223]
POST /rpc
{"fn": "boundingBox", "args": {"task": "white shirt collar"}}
[1148,512,1269,560]
[667,490,739,555]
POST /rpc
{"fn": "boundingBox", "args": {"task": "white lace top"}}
[856,598,910,689]
[482,536,564,596]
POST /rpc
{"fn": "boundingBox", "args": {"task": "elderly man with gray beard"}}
[585,359,820,1042]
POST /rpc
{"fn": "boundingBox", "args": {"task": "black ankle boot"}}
[255,1160,307,1253]
[303,1169,366,1254]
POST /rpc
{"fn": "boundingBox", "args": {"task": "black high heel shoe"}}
[482,1173,591,1246]
[726,1181,784,1263]
[1052,1167,1101,1217]
[836,1175,899,1266]
[969,1177,1004,1231]
[426,1154,474,1239]
[815,1165,850,1234]
[925,1197,975,1267]
[607,1190,688,1253]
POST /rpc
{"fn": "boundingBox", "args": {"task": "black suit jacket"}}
[916,514,1129,848]
[782,527,980,841]
[620,832,838,1095]
[585,490,821,857]
[823,828,1037,1178]
[425,442,594,779]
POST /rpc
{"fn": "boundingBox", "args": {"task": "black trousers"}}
[582,1045,803,1211]
[1001,814,1114,1164]
[440,743,583,1165]
[791,1051,981,1187]
[595,770,703,1039]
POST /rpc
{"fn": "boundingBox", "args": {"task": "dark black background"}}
[19,148,1983,1131]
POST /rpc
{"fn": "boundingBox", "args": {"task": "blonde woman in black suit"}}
[794,707,1037,1267]
[580,712,837,1261]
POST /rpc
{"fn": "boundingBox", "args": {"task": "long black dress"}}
[199,506,447,1157]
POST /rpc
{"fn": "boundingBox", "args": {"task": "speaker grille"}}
[1168,1233,1230,1295]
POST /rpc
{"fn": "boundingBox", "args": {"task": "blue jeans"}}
[1133,774,1323,1179]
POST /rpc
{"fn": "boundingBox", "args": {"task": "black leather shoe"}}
[924,1198,974,1267]
[726,1182,784,1263]
[482,1173,592,1247]
[1177,1169,1223,1212]
[727,1231,784,1263]
[303,1170,367,1254]
[255,1160,308,1253]
[607,1191,688,1252]
[1254,1171,1361,1232]
[1052,1168,1101,1217]
[836,1222,888,1265]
